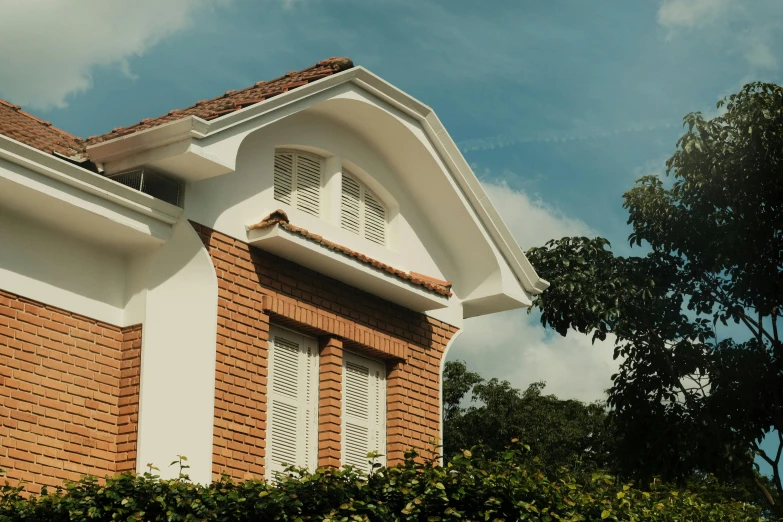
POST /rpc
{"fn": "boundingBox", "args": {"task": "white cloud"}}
[743,39,778,70]
[0,0,228,109]
[632,156,669,180]
[482,180,593,250]
[657,0,783,72]
[449,310,618,403]
[448,179,618,403]
[458,120,677,153]
[657,0,734,29]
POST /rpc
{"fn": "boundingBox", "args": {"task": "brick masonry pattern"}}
[0,290,142,493]
[191,222,458,481]
[318,337,342,469]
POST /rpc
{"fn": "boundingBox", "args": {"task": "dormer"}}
[84,65,549,325]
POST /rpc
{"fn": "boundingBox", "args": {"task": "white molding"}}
[438,329,463,464]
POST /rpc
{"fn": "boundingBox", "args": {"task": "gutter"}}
[0,134,182,225]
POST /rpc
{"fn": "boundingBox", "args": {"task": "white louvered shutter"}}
[342,352,386,473]
[363,191,386,245]
[295,154,322,217]
[340,173,361,235]
[267,326,318,480]
[273,152,294,205]
[340,172,387,245]
[273,151,323,217]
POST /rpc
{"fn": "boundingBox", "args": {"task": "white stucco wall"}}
[0,209,127,324]
[134,220,218,482]
[186,113,448,278]
[185,111,466,326]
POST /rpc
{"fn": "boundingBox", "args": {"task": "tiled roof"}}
[249,210,453,297]
[85,57,354,146]
[0,99,85,159]
[0,57,353,161]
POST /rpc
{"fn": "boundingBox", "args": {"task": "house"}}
[0,57,547,492]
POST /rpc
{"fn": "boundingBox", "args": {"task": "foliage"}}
[526,82,783,517]
[0,445,762,521]
[443,360,612,477]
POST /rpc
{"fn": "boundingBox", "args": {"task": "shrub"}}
[0,444,762,521]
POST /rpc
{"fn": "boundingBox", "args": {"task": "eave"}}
[247,223,450,313]
[0,134,182,251]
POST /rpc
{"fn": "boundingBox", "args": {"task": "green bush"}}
[0,444,762,521]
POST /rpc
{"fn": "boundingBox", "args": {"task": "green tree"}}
[442,360,612,476]
[526,82,783,517]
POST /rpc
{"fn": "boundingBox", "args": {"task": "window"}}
[266,326,319,479]
[274,151,323,217]
[342,351,386,472]
[341,172,386,245]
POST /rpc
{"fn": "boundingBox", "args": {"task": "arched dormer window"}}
[274,151,323,217]
[341,171,386,246]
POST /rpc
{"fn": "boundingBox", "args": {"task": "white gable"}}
[85,67,548,326]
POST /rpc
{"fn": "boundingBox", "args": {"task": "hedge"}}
[0,444,762,521]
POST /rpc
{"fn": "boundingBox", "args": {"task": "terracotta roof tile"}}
[85,57,354,146]
[0,57,353,160]
[0,99,85,158]
[249,210,453,298]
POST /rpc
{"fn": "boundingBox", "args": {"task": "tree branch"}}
[754,476,777,512]
[754,441,783,500]
[775,432,783,499]
[702,275,776,346]
[739,309,776,347]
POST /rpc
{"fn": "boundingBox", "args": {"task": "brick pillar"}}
[116,324,143,473]
[386,360,407,465]
[318,336,343,468]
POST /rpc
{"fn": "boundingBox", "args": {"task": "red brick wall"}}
[318,337,342,468]
[0,290,142,493]
[191,222,458,481]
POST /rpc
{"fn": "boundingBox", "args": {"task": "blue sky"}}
[1,0,781,474]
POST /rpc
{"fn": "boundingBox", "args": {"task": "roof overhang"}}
[86,67,548,302]
[0,134,182,252]
[248,223,450,312]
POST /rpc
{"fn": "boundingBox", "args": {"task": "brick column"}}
[318,336,343,468]
[386,360,407,465]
